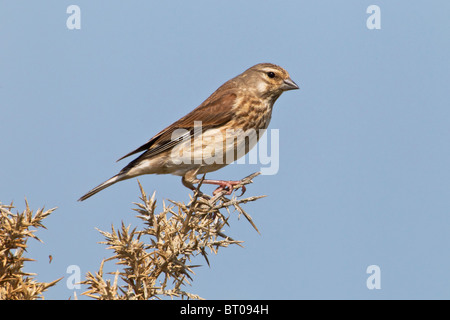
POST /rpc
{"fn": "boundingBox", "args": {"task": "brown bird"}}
[78,63,299,201]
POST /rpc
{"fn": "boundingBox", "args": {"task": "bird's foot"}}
[201,179,247,197]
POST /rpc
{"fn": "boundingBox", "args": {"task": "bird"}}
[78,63,299,201]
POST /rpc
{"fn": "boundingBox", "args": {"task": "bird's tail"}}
[78,174,123,201]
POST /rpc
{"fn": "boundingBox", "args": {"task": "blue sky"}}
[1,1,450,299]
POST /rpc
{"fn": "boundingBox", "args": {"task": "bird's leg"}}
[182,169,246,196]
[201,179,247,196]
[182,169,211,199]
[182,175,196,191]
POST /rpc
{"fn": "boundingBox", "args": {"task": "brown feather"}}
[117,90,237,162]
[78,63,299,201]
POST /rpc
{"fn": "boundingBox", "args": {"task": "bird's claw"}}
[212,182,246,197]
[237,185,246,197]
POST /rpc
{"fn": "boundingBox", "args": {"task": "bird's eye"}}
[267,71,275,78]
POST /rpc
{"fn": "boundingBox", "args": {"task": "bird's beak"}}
[281,77,299,91]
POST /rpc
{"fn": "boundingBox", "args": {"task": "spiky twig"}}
[81,172,264,300]
[0,201,61,300]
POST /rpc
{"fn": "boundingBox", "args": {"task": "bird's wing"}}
[117,91,237,162]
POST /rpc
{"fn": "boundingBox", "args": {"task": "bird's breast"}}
[234,97,274,132]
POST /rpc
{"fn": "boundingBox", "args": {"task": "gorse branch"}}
[0,201,61,300]
[82,172,264,300]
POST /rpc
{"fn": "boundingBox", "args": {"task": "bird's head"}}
[239,63,299,99]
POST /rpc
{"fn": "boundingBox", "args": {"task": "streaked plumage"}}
[79,63,298,201]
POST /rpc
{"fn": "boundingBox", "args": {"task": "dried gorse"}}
[81,172,264,300]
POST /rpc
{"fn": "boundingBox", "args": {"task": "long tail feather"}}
[78,175,122,201]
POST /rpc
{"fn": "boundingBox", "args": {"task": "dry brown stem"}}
[82,172,264,300]
[0,201,61,300]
